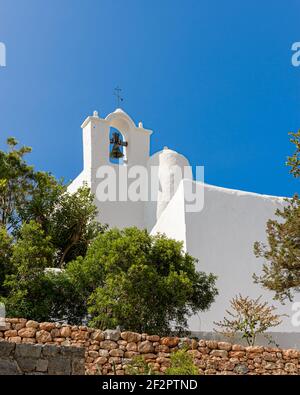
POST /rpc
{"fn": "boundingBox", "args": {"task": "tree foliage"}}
[0,137,103,319]
[45,186,102,268]
[3,221,55,320]
[0,226,13,297]
[0,137,103,263]
[254,130,300,301]
[287,130,300,178]
[214,295,283,346]
[0,137,33,230]
[68,227,218,334]
[254,195,300,301]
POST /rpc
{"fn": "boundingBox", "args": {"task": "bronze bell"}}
[110,143,124,159]
[110,132,127,159]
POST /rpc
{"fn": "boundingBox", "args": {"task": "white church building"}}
[68,108,299,348]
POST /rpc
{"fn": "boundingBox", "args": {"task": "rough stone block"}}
[36,359,48,372]
[72,358,85,375]
[0,358,21,375]
[104,329,121,341]
[138,340,154,353]
[60,326,71,338]
[42,344,60,358]
[210,349,228,358]
[48,356,71,375]
[36,330,52,343]
[26,320,39,329]
[91,330,105,342]
[234,364,249,374]
[60,345,84,358]
[39,322,56,332]
[218,342,232,351]
[16,357,37,372]
[121,331,141,343]
[15,343,42,359]
[100,340,118,350]
[0,341,15,357]
[18,328,36,338]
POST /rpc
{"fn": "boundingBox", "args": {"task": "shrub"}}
[165,348,199,375]
[214,294,283,346]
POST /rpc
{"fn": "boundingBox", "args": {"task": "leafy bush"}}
[214,294,283,346]
[165,349,199,375]
[77,227,218,334]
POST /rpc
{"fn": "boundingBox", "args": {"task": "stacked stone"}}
[85,331,178,375]
[193,340,300,375]
[0,341,85,375]
[1,318,300,375]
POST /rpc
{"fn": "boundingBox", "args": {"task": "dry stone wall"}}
[0,318,300,375]
[0,341,85,375]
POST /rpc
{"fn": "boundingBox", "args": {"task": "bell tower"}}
[71,108,153,229]
[81,108,152,174]
[81,110,109,182]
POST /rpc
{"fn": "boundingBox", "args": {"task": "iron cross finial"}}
[113,86,124,107]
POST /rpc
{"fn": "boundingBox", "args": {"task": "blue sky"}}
[0,0,299,196]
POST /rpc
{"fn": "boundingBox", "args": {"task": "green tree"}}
[16,170,64,232]
[3,220,87,322]
[3,221,55,320]
[47,185,103,268]
[41,270,88,324]
[254,130,300,301]
[0,137,33,231]
[67,227,218,334]
[0,226,13,297]
[0,137,104,320]
[287,130,300,177]
[0,137,103,268]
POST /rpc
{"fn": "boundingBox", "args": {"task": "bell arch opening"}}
[109,127,127,165]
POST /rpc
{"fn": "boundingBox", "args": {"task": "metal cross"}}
[113,86,124,107]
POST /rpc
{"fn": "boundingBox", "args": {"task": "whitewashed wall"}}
[151,179,296,335]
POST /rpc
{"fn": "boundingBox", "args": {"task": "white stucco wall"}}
[151,181,187,250]
[145,148,192,231]
[68,170,89,193]
[151,179,295,334]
